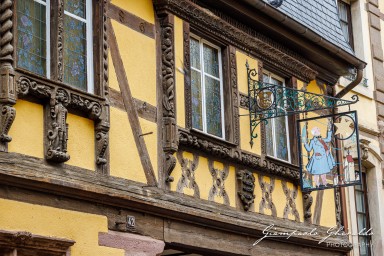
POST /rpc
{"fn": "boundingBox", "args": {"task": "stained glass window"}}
[264,73,290,162]
[17,0,49,77]
[63,0,92,91]
[190,36,224,138]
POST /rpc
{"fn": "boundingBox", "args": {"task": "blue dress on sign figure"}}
[304,130,336,175]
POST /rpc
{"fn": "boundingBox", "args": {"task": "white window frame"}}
[263,71,291,163]
[190,34,225,140]
[63,0,94,93]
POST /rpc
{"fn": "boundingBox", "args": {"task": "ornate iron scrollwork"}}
[246,61,359,146]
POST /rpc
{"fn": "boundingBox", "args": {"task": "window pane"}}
[358,236,369,256]
[205,76,222,137]
[203,44,219,77]
[274,116,289,161]
[338,1,348,22]
[17,0,47,76]
[191,70,203,130]
[357,213,367,232]
[63,15,87,90]
[355,191,365,213]
[65,0,86,18]
[190,38,200,70]
[265,120,274,156]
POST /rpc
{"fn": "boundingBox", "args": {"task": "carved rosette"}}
[176,151,200,197]
[46,89,70,162]
[237,169,255,211]
[208,159,230,205]
[303,192,313,224]
[159,13,178,183]
[281,181,300,222]
[258,175,277,216]
[0,0,16,152]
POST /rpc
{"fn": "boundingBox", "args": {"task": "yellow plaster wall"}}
[320,189,337,227]
[66,114,95,170]
[175,16,186,128]
[236,51,261,155]
[109,20,157,107]
[109,107,147,183]
[111,0,155,24]
[8,100,44,158]
[0,198,124,256]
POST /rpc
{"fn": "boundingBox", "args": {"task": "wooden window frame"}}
[14,0,103,95]
[337,0,354,49]
[184,22,240,147]
[189,34,226,140]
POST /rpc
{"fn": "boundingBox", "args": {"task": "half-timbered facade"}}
[0,0,380,255]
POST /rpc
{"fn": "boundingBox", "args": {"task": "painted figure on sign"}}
[303,123,336,188]
[343,149,355,182]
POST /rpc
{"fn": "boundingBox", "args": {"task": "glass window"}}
[338,0,353,46]
[16,0,94,93]
[355,171,371,256]
[190,35,224,139]
[263,72,290,162]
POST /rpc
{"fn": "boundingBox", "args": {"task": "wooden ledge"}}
[0,152,351,252]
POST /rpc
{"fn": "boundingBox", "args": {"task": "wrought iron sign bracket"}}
[244,61,359,147]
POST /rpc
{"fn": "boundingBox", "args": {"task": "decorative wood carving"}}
[183,21,192,129]
[208,159,230,205]
[239,93,249,110]
[258,175,277,216]
[178,128,300,182]
[303,192,313,224]
[17,75,103,120]
[335,188,342,227]
[95,121,109,166]
[0,0,16,152]
[229,47,240,145]
[237,169,255,211]
[176,151,200,197]
[57,0,64,82]
[281,181,300,222]
[46,88,70,162]
[153,0,318,82]
[159,13,178,183]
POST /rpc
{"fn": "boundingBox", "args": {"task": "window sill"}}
[190,128,238,148]
[265,155,299,169]
[15,69,106,121]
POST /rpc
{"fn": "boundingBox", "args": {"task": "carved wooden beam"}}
[0,0,16,152]
[153,0,318,82]
[158,12,178,183]
[107,18,157,186]
[178,128,300,182]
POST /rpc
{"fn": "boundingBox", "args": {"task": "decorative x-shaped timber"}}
[107,18,157,186]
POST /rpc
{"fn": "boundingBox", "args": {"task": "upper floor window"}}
[190,35,225,139]
[16,0,94,92]
[355,171,372,256]
[337,0,354,47]
[263,72,291,162]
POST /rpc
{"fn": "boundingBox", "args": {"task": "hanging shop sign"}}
[297,111,362,192]
[245,62,362,191]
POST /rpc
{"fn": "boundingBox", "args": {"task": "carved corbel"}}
[237,169,255,211]
[159,12,178,183]
[0,0,17,152]
[95,119,109,172]
[45,88,70,162]
[302,192,313,224]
